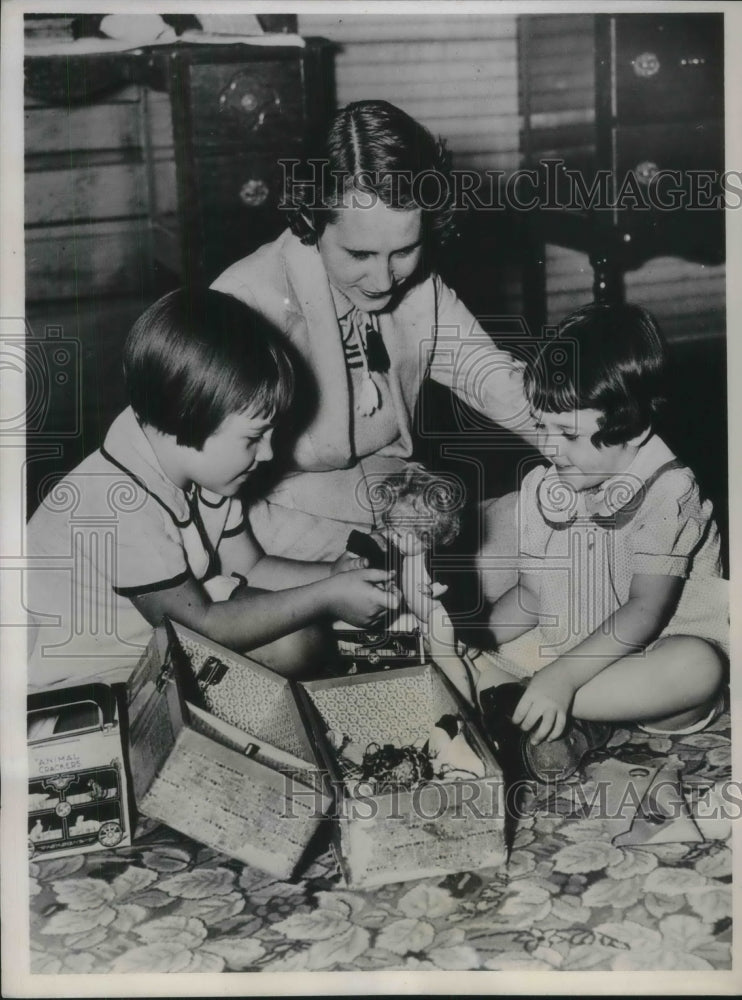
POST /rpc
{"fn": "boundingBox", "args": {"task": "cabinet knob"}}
[218,73,282,131]
[632,51,660,78]
[239,179,270,207]
[634,161,660,184]
[239,92,258,113]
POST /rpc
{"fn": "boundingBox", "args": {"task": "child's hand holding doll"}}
[344,465,476,702]
[331,550,370,575]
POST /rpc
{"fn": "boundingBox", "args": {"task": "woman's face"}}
[318,194,423,313]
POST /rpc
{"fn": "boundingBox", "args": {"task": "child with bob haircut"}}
[27,288,399,690]
[474,302,728,781]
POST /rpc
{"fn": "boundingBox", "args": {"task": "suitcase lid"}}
[126,625,189,802]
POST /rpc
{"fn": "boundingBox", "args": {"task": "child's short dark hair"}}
[123,288,294,450]
[524,302,668,446]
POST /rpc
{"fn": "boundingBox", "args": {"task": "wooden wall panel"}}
[624,257,726,342]
[25,83,154,303]
[25,162,147,226]
[26,220,152,300]
[545,244,726,343]
[298,13,521,172]
[24,100,142,153]
[302,15,517,43]
[545,245,594,323]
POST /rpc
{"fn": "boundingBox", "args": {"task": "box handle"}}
[27,682,117,741]
[28,682,116,724]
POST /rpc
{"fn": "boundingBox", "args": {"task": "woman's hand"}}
[323,568,400,627]
[331,551,369,575]
[512,665,579,744]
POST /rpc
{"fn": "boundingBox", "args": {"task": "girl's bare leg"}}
[570,635,726,728]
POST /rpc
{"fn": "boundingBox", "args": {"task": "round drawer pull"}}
[635,161,660,184]
[632,51,660,78]
[219,73,282,130]
[239,179,270,207]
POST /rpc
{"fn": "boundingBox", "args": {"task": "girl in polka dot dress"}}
[473,303,728,778]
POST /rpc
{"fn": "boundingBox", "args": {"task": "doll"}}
[349,465,460,622]
[380,465,460,626]
[347,465,477,701]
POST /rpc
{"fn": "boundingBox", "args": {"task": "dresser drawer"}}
[613,120,723,188]
[180,153,289,280]
[611,120,724,262]
[613,13,723,123]
[183,58,306,151]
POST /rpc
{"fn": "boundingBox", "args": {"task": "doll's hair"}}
[123,288,294,450]
[524,302,668,447]
[284,100,457,255]
[380,464,463,548]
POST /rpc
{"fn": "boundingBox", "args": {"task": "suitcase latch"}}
[197,655,228,688]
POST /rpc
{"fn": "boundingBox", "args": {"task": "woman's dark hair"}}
[285,100,456,254]
[524,302,668,447]
[123,288,294,450]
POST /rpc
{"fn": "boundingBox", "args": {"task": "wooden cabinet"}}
[134,40,334,287]
[518,13,724,320]
[609,14,722,123]
[596,14,724,266]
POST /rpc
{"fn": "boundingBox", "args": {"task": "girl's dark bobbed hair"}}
[524,302,668,447]
[123,288,294,450]
[284,100,457,253]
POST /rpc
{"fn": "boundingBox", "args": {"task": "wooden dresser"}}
[517,12,724,324]
[133,39,334,287]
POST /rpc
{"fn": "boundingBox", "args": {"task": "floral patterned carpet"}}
[29,711,733,974]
